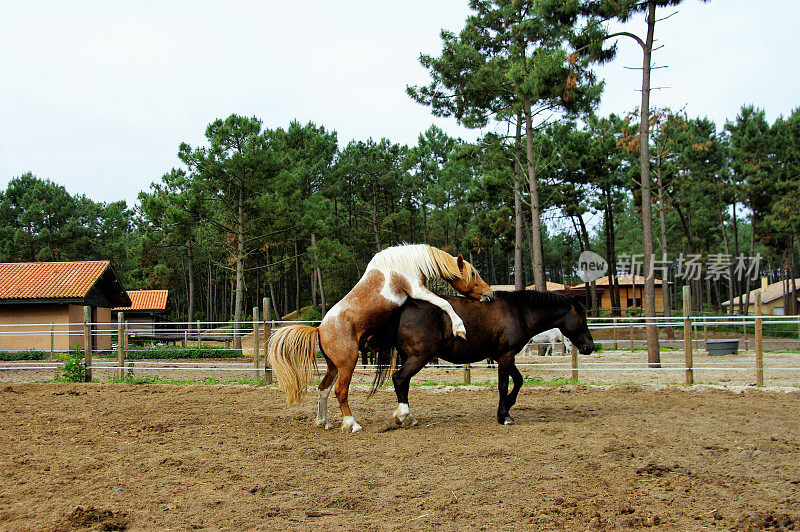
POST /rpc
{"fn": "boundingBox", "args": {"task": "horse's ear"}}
[456,254,465,271]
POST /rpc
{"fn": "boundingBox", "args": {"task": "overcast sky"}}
[1,0,797,206]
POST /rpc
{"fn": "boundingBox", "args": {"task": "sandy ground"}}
[0,383,798,531]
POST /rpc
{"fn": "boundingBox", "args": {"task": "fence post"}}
[613,318,618,350]
[83,306,92,382]
[117,312,125,380]
[571,344,578,383]
[50,322,54,357]
[463,364,471,384]
[755,292,763,386]
[683,285,693,386]
[197,320,201,350]
[263,297,273,384]
[253,306,260,382]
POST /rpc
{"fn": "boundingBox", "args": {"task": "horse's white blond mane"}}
[365,244,475,282]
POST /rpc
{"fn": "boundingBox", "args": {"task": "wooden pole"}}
[755,292,763,386]
[83,306,92,382]
[682,285,693,386]
[571,344,578,383]
[117,312,125,380]
[263,297,272,384]
[463,364,471,384]
[197,320,201,349]
[253,306,260,382]
[50,322,54,357]
[613,318,618,350]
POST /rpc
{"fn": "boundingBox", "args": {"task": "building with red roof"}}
[112,290,169,334]
[0,261,130,353]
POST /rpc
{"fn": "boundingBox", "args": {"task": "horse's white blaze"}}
[341,416,362,433]
[393,402,410,422]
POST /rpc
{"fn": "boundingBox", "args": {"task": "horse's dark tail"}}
[369,344,396,396]
[365,306,403,396]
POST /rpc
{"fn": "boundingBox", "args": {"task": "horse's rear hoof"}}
[502,416,515,425]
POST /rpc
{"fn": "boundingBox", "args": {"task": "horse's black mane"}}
[493,289,577,309]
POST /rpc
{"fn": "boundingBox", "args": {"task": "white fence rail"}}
[1,305,799,385]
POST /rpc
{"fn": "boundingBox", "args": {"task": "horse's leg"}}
[333,349,361,433]
[315,356,338,430]
[391,350,428,427]
[496,355,516,425]
[407,284,467,338]
[504,360,524,417]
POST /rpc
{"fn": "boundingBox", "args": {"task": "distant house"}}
[721,277,800,315]
[578,274,667,313]
[490,281,596,297]
[112,290,169,334]
[0,261,130,353]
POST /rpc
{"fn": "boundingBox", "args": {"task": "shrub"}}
[0,350,47,361]
[125,345,244,360]
[57,344,87,382]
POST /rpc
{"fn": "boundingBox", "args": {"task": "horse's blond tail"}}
[267,324,320,405]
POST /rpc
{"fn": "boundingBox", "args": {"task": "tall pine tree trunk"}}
[514,115,524,290]
[639,0,660,367]
[524,100,546,291]
[604,188,621,313]
[187,239,195,326]
[234,187,245,348]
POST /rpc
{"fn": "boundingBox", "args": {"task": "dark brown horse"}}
[372,290,594,426]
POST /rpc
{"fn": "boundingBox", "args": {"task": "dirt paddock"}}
[1,383,798,530]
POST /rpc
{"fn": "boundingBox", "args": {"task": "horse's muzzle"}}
[579,343,594,355]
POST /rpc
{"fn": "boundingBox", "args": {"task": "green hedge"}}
[0,350,47,361]
[125,346,245,360]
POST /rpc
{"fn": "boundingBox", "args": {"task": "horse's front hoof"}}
[393,403,410,425]
[401,414,419,428]
[315,417,333,430]
[502,415,515,425]
[341,417,362,433]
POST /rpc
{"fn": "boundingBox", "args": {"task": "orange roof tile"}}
[491,281,568,291]
[0,261,111,300]
[113,290,168,311]
[572,274,664,288]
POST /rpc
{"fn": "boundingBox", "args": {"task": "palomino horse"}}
[267,244,494,433]
[366,290,594,426]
